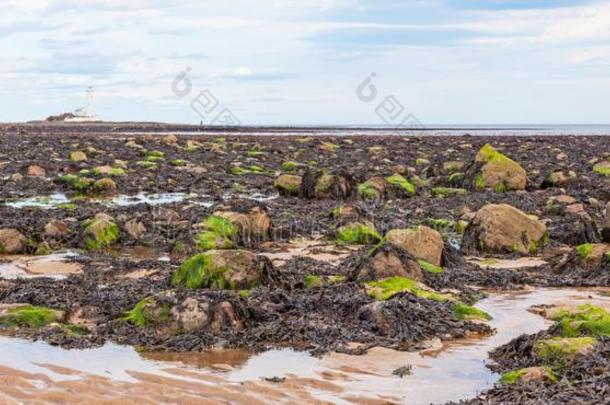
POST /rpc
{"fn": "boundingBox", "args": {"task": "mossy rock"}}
[59,174,94,193]
[92,178,118,196]
[92,166,125,177]
[386,173,415,196]
[69,151,87,162]
[418,259,444,274]
[123,297,171,327]
[550,304,610,337]
[172,250,266,290]
[593,161,610,177]
[500,367,557,385]
[357,177,388,201]
[535,337,596,364]
[0,304,65,328]
[472,144,527,191]
[336,222,381,245]
[196,215,238,250]
[281,161,299,172]
[83,214,120,250]
[274,174,302,196]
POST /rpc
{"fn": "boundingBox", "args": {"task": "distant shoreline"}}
[1,121,609,137]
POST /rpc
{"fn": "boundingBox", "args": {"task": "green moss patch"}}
[366,277,451,302]
[0,305,63,328]
[172,252,237,289]
[84,217,120,250]
[593,162,610,177]
[336,223,381,245]
[535,337,596,363]
[500,367,557,385]
[196,215,238,250]
[452,302,492,321]
[123,297,171,327]
[575,243,595,259]
[357,181,380,200]
[418,259,444,274]
[386,174,416,195]
[551,304,610,338]
[281,161,298,172]
[59,174,94,193]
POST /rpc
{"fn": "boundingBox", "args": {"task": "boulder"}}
[162,134,178,145]
[386,226,444,266]
[541,171,576,188]
[125,219,146,240]
[170,297,209,332]
[83,214,120,250]
[0,229,26,254]
[92,178,118,196]
[172,250,273,290]
[300,169,355,199]
[468,144,527,191]
[212,207,271,244]
[69,151,87,162]
[463,204,547,255]
[26,165,46,177]
[44,219,71,237]
[274,174,302,196]
[357,177,388,201]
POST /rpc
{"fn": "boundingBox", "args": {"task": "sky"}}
[1,0,610,125]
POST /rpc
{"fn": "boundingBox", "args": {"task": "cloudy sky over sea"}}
[1,0,610,125]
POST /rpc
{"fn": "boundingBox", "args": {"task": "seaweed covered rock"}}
[336,222,381,245]
[300,169,355,199]
[386,173,416,196]
[465,144,527,191]
[0,228,26,254]
[351,243,423,282]
[541,170,576,188]
[124,293,245,334]
[83,213,120,250]
[172,250,276,290]
[499,367,557,385]
[203,207,271,247]
[386,226,444,266]
[0,304,65,328]
[462,204,547,255]
[357,177,388,201]
[92,178,118,196]
[274,174,302,196]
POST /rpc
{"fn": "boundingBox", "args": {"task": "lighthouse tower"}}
[65,87,101,122]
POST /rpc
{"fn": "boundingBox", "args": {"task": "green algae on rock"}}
[452,302,492,321]
[0,305,65,328]
[535,337,597,364]
[196,215,238,250]
[274,174,302,196]
[366,277,451,302]
[550,304,610,338]
[385,173,416,196]
[471,143,527,191]
[336,222,381,245]
[83,214,120,250]
[172,250,268,290]
[500,367,557,385]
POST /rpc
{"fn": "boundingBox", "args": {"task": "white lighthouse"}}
[65,87,101,122]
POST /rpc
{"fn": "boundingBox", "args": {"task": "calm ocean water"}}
[135,124,610,137]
